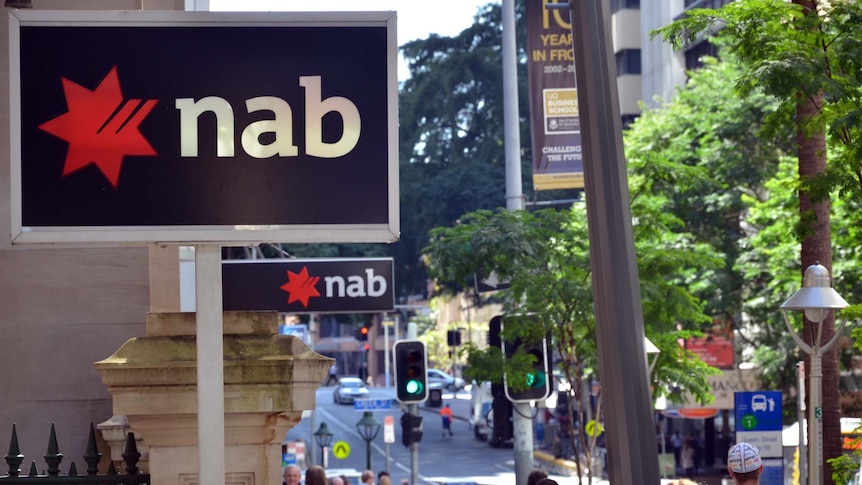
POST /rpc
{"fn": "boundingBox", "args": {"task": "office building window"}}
[684,41,717,70]
[621,114,639,129]
[615,49,641,76]
[610,0,640,13]
[685,0,734,9]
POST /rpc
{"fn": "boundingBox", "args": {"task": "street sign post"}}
[735,391,783,485]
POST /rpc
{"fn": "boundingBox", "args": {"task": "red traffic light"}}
[360,326,369,335]
[363,343,370,351]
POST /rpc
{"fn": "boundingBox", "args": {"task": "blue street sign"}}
[353,398,398,411]
[735,391,782,431]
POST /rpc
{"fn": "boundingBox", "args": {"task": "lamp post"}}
[313,422,333,468]
[356,411,381,471]
[780,263,849,485]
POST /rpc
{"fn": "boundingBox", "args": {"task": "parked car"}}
[333,377,369,404]
[427,368,466,391]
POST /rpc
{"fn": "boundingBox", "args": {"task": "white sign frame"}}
[9,10,399,246]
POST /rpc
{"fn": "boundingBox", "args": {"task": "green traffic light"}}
[526,371,547,389]
[406,379,424,395]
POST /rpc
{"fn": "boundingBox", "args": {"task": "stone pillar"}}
[95,311,332,485]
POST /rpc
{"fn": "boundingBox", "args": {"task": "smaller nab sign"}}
[222,258,394,314]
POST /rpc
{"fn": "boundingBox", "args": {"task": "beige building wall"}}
[0,0,182,470]
[435,293,502,350]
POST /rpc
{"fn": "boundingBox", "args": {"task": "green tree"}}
[394,3,520,298]
[656,1,862,480]
[424,202,719,482]
[625,55,791,328]
[624,54,807,423]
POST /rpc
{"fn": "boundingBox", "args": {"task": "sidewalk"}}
[421,392,732,485]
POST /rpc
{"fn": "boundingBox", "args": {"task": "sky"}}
[208,0,495,79]
[209,0,493,45]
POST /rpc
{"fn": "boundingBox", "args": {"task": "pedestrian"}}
[535,479,559,485]
[440,403,454,437]
[359,362,368,383]
[330,477,344,485]
[551,435,563,459]
[325,363,338,386]
[283,464,301,485]
[681,436,696,478]
[360,470,375,484]
[305,465,328,485]
[667,480,702,485]
[727,442,763,484]
[340,475,352,485]
[527,469,548,485]
[670,431,682,468]
[377,470,392,485]
[378,475,392,485]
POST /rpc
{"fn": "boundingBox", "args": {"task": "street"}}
[285,386,611,485]
[286,386,515,484]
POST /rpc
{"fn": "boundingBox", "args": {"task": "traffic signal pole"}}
[395,324,424,485]
[501,0,532,483]
[409,403,419,485]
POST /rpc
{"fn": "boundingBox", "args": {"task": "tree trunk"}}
[796,75,837,485]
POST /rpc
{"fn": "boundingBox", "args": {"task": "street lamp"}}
[780,262,849,485]
[355,411,381,471]
[313,422,333,467]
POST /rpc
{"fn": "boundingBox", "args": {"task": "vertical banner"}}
[526,1,584,191]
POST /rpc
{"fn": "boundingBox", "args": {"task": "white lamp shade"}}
[780,263,848,322]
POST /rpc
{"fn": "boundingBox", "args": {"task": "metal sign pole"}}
[195,245,225,485]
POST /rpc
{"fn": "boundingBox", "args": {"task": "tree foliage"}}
[654,2,862,482]
[423,197,720,480]
[392,3,531,298]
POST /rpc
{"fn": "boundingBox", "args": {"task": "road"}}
[285,386,516,484]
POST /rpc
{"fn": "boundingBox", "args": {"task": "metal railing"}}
[1,423,149,484]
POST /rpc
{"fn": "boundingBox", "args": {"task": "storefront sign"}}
[222,257,394,313]
[10,11,398,245]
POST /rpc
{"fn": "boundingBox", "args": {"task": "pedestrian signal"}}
[393,340,428,403]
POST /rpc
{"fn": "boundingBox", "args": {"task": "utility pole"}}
[501,0,532,484]
[545,1,661,483]
[407,322,420,485]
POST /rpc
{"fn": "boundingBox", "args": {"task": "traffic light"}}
[503,335,551,403]
[446,329,462,346]
[393,339,428,403]
[355,324,370,342]
[400,413,423,447]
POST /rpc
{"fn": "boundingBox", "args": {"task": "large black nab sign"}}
[222,257,394,314]
[9,11,399,245]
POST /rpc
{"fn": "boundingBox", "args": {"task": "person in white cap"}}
[727,442,763,484]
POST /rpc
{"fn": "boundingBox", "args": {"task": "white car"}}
[427,368,466,391]
[333,377,370,404]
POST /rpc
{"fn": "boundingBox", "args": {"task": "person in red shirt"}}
[440,404,454,437]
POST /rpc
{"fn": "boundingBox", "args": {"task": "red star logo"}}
[279,267,321,307]
[38,66,158,188]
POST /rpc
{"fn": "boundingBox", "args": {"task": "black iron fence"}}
[1,423,149,484]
